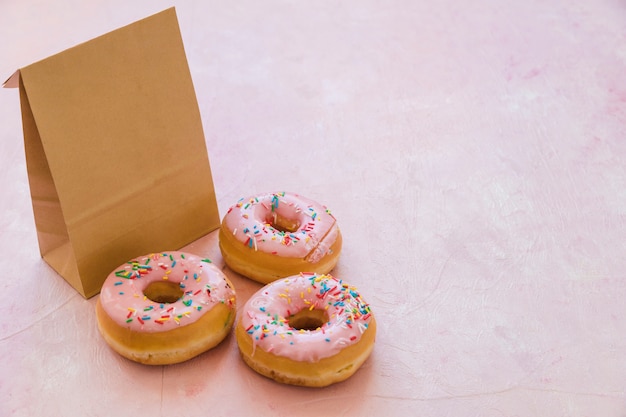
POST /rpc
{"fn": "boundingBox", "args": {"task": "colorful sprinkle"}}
[241,273,373,356]
[102,252,236,334]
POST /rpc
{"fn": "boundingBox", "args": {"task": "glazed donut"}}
[236,273,376,387]
[219,192,342,284]
[96,251,236,365]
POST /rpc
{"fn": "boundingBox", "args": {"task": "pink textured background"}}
[1,1,625,416]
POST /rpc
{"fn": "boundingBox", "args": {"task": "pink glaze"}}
[240,273,374,362]
[222,192,338,263]
[99,252,236,333]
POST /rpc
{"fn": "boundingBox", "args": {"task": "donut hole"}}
[143,281,184,304]
[266,212,301,233]
[287,309,329,331]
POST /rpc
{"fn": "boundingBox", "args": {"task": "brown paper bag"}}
[3,8,220,298]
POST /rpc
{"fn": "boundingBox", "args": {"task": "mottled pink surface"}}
[1,1,625,416]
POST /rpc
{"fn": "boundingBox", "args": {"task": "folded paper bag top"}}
[3,8,220,298]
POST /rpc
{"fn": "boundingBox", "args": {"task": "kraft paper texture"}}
[4,8,219,298]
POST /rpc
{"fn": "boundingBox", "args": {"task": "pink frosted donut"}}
[219,192,342,283]
[96,251,236,364]
[235,273,376,387]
